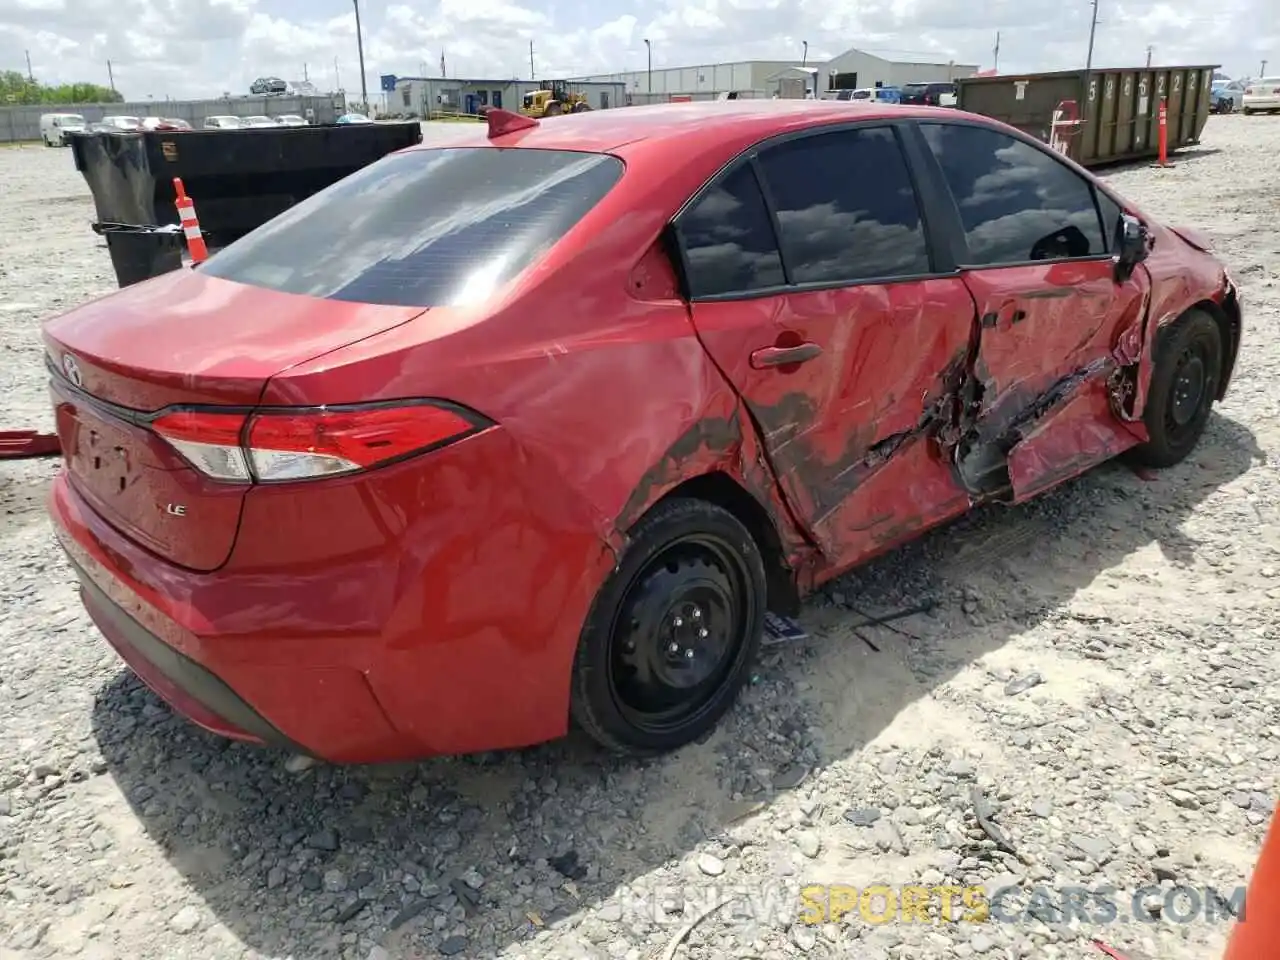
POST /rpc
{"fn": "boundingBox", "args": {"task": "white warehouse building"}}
[567,46,981,103]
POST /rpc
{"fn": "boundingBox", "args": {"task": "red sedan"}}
[43,101,1242,762]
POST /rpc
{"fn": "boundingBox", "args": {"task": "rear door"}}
[675,123,976,566]
[911,119,1151,502]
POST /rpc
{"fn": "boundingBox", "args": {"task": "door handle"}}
[980,307,1029,329]
[749,342,823,369]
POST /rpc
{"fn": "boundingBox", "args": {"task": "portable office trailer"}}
[956,65,1217,166]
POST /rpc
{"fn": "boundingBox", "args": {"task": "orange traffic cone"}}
[173,177,209,263]
[1222,801,1280,959]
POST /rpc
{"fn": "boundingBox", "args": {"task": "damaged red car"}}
[44,101,1242,763]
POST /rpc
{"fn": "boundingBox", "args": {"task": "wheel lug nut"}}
[685,649,695,659]
[672,616,684,627]
[698,628,708,638]
[691,607,702,619]
[668,642,679,654]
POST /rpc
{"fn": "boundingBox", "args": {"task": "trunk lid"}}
[44,269,426,571]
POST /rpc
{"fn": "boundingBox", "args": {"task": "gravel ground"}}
[2,117,1278,960]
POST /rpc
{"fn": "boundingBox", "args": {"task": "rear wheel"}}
[569,498,766,756]
[543,101,563,117]
[1242,107,1254,115]
[1128,309,1222,468]
[572,101,591,113]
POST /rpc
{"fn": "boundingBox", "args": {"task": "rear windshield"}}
[201,148,624,308]
[902,84,930,93]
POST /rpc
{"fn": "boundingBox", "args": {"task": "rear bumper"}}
[48,424,616,762]
[73,555,306,752]
[1243,97,1280,110]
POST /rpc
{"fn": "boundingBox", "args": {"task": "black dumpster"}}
[70,122,425,287]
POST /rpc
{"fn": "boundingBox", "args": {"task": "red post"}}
[173,177,209,264]
[1157,98,1168,166]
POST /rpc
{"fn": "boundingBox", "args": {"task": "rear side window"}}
[755,127,931,284]
[676,164,785,298]
[201,148,623,307]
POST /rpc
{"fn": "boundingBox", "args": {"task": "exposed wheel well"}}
[1189,297,1240,400]
[650,472,800,616]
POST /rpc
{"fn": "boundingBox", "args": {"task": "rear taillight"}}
[1245,87,1255,95]
[151,402,487,483]
[1273,87,1280,95]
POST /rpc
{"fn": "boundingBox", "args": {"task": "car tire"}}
[569,497,766,756]
[1128,309,1222,469]
[1242,107,1253,115]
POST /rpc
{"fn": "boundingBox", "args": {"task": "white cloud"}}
[0,0,1272,100]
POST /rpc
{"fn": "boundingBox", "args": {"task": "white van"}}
[39,113,87,147]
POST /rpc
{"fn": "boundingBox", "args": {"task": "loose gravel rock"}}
[2,117,1278,960]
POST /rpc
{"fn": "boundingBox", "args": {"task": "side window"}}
[1095,190,1123,252]
[919,122,1108,266]
[755,127,932,284]
[677,164,785,298]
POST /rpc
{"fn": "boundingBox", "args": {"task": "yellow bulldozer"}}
[520,80,592,118]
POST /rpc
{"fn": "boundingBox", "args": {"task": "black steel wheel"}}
[1128,309,1222,468]
[570,498,766,755]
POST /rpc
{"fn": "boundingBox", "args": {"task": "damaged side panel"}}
[1006,378,1141,503]
[954,259,1152,500]
[689,277,976,564]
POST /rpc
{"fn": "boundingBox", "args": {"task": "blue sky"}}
[1,0,1273,100]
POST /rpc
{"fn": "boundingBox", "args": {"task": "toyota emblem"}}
[62,353,83,387]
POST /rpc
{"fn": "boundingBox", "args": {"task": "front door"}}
[914,120,1152,501]
[493,90,503,109]
[676,124,976,566]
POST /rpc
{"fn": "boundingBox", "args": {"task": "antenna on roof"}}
[478,105,539,138]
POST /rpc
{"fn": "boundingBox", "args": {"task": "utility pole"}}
[107,59,116,94]
[303,62,309,82]
[1083,0,1099,122]
[352,0,368,112]
[993,31,1000,72]
[801,41,808,67]
[1262,60,1269,77]
[334,56,341,91]
[1084,0,1099,76]
[1145,45,1152,67]
[530,41,535,81]
[24,50,33,82]
[644,38,652,96]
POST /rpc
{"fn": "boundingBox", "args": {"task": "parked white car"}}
[204,115,247,129]
[1242,77,1280,114]
[242,115,278,128]
[821,87,898,103]
[39,113,87,146]
[275,114,308,126]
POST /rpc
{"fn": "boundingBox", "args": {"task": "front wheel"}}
[569,498,766,756]
[1128,309,1222,468]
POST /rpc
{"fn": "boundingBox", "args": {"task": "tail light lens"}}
[152,401,488,483]
[1245,87,1255,95]
[1273,87,1280,95]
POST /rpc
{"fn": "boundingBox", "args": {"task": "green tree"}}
[0,70,123,105]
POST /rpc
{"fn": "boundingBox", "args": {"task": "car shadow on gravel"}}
[89,412,1263,959]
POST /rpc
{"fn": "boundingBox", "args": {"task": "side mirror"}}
[1113,213,1150,282]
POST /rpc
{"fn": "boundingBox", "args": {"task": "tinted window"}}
[1096,190,1123,251]
[756,127,931,284]
[677,164,785,298]
[201,148,623,307]
[920,123,1107,265]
